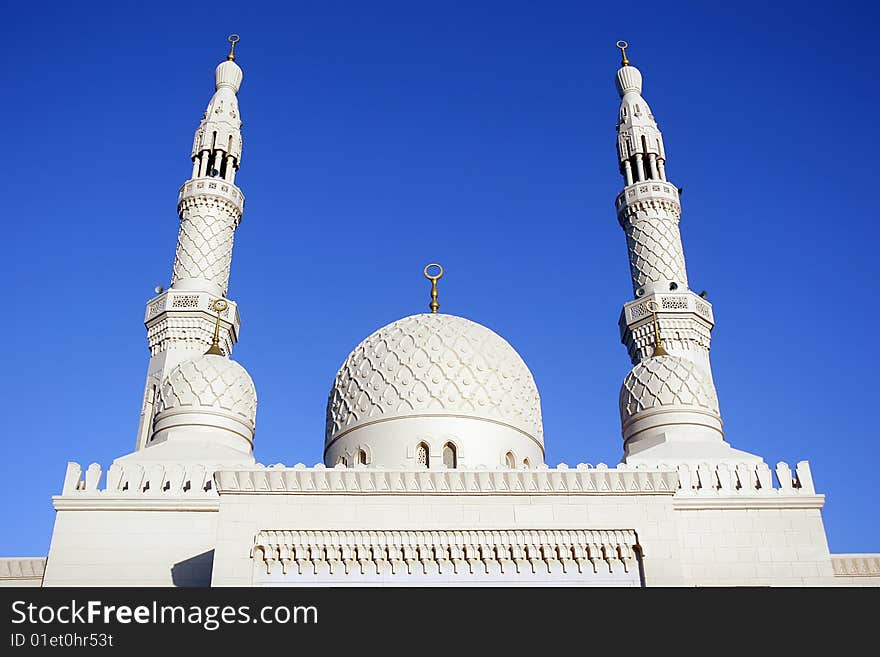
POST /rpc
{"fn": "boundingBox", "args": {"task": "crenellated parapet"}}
[56,461,220,507]
[207,461,820,500]
[55,458,821,506]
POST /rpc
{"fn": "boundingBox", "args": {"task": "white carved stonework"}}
[251,529,641,586]
[171,193,241,295]
[158,354,257,427]
[191,60,243,163]
[133,51,248,453]
[0,558,46,586]
[618,292,715,379]
[619,200,688,294]
[144,290,239,356]
[831,554,880,578]
[326,313,543,444]
[619,355,719,421]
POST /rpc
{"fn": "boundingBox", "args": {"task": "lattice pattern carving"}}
[158,354,256,426]
[326,314,543,444]
[171,197,240,294]
[623,213,688,291]
[619,354,719,421]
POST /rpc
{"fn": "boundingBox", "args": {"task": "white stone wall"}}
[674,506,832,586]
[42,462,222,587]
[39,460,861,587]
[210,490,681,587]
[43,507,218,587]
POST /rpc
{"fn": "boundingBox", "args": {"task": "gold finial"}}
[645,300,669,357]
[227,34,240,61]
[616,40,630,67]
[206,298,229,355]
[423,263,444,314]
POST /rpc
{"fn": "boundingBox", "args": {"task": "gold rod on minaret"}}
[645,300,669,357]
[616,40,630,67]
[206,299,229,355]
[424,263,444,314]
[227,34,240,61]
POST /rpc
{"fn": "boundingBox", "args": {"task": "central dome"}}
[325,313,543,469]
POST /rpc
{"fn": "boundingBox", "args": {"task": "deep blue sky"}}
[3,1,878,556]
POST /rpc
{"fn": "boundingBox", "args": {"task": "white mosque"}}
[2,38,877,587]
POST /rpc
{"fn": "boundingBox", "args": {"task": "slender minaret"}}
[612,42,759,465]
[133,36,246,451]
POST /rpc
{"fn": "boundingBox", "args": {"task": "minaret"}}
[612,42,759,465]
[133,36,246,452]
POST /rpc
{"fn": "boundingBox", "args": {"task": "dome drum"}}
[622,405,725,462]
[150,406,254,454]
[325,416,543,470]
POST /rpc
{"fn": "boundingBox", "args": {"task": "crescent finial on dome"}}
[616,40,630,67]
[227,34,240,61]
[424,263,444,314]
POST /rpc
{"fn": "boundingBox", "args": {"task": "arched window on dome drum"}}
[522,457,530,469]
[442,443,457,469]
[504,451,516,469]
[416,442,429,468]
[357,449,367,466]
[336,456,347,467]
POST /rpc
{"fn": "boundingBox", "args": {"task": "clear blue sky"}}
[3,0,878,556]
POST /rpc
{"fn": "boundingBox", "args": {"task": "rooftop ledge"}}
[53,460,820,504]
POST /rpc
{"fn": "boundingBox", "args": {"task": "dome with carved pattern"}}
[325,313,543,452]
[619,354,719,423]
[158,354,257,429]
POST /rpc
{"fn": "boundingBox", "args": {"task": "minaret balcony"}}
[143,289,241,357]
[178,177,245,216]
[615,180,679,211]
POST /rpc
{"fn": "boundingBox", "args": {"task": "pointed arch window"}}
[442,443,457,469]
[357,449,367,466]
[416,442,429,468]
[522,457,531,469]
[504,451,516,469]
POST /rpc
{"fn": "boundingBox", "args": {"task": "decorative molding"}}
[144,291,239,356]
[216,464,677,496]
[252,529,640,577]
[831,554,880,577]
[0,557,46,581]
[212,460,817,498]
[177,180,244,215]
[52,497,219,512]
[615,182,679,209]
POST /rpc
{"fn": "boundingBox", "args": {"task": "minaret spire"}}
[132,38,248,452]
[612,43,760,466]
